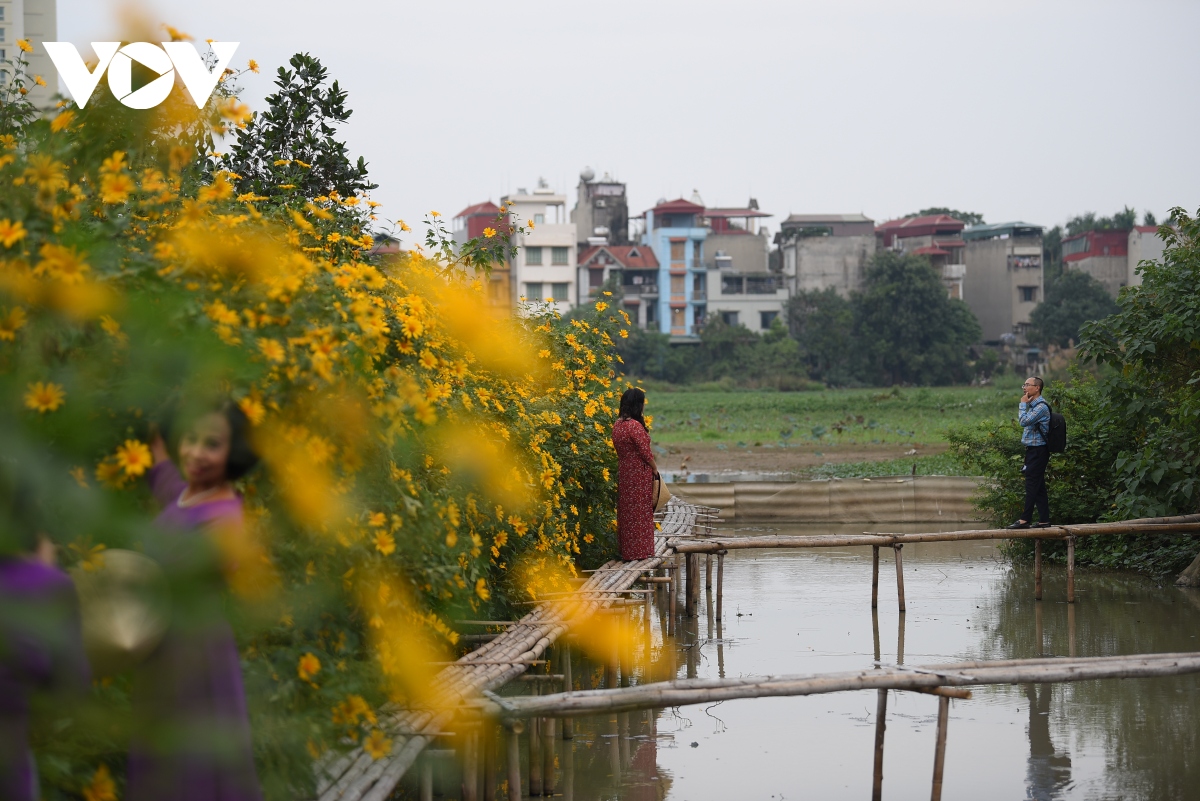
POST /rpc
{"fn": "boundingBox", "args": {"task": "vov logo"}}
[44,41,239,109]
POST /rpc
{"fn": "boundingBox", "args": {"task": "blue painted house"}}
[642,198,708,338]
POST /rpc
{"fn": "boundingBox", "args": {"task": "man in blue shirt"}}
[1008,376,1051,529]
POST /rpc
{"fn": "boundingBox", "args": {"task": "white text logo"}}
[44,41,240,109]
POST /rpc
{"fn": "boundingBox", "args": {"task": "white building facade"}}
[503,180,578,315]
[0,0,57,109]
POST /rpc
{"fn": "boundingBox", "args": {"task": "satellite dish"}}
[580,167,595,183]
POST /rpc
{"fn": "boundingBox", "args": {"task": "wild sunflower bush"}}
[1,39,625,799]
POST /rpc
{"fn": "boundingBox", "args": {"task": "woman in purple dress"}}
[0,481,91,801]
[127,401,263,801]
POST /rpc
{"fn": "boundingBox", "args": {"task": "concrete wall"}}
[963,236,1043,343]
[669,476,983,523]
[1127,228,1166,288]
[1070,255,1127,298]
[785,234,875,297]
[705,231,769,272]
[6,0,57,110]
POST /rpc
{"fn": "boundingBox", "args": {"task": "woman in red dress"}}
[612,388,659,561]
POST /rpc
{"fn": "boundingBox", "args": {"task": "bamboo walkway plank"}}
[313,498,708,801]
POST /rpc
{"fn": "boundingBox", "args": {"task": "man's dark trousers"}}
[1022,444,1050,523]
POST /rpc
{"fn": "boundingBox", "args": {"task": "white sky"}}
[58,0,1200,236]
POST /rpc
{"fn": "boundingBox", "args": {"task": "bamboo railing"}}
[312,499,702,801]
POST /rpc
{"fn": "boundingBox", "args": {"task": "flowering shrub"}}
[0,37,626,798]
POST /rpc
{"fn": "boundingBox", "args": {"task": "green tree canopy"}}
[1065,206,1137,236]
[217,53,376,208]
[787,287,854,384]
[903,207,985,226]
[1028,268,1119,348]
[851,251,982,385]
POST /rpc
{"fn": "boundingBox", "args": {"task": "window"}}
[670,275,685,296]
[1019,286,1038,303]
[721,311,739,326]
[693,240,702,264]
[551,283,569,302]
[670,239,685,262]
[534,213,545,225]
[0,27,6,41]
[760,311,779,329]
[721,275,744,294]
[784,248,797,273]
[693,305,707,325]
[551,246,569,266]
[745,276,778,294]
[525,282,543,301]
[0,7,6,20]
[646,303,657,324]
[525,246,543,266]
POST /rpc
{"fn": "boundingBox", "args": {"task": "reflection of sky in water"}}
[557,527,1200,801]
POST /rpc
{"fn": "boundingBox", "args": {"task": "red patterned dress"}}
[612,418,656,560]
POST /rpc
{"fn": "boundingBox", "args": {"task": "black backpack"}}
[1039,400,1067,454]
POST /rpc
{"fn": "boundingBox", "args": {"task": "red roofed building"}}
[577,245,661,329]
[876,214,967,299]
[1061,230,1129,297]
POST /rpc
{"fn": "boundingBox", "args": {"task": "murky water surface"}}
[406,524,1200,800]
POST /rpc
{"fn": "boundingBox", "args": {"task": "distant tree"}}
[1143,211,1157,227]
[217,53,376,210]
[1043,224,1064,285]
[904,207,985,226]
[787,288,854,384]
[1028,269,1119,348]
[851,251,982,385]
[1065,206,1137,236]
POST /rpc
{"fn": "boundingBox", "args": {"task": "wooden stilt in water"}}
[463,730,479,801]
[716,618,726,678]
[872,545,880,609]
[872,689,887,801]
[608,714,621,784]
[420,753,433,801]
[542,715,556,795]
[618,711,631,770]
[1034,539,1043,601]
[1035,600,1044,658]
[1066,535,1076,603]
[930,695,950,801]
[893,543,906,612]
[563,739,575,801]
[561,643,574,740]
[528,683,542,796]
[716,551,725,621]
[872,607,881,663]
[484,724,497,801]
[504,721,523,801]
[688,553,700,615]
[897,611,906,665]
[1068,602,1077,659]
[705,554,712,590]
[668,568,677,636]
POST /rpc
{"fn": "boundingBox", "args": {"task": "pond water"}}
[402,524,1200,800]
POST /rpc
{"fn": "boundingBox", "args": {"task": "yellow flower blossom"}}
[82,764,116,801]
[0,307,27,341]
[374,530,396,555]
[114,440,153,476]
[238,395,266,425]
[50,110,76,133]
[248,59,260,73]
[0,219,26,248]
[483,227,497,238]
[100,172,135,204]
[24,381,65,413]
[298,652,321,682]
[364,729,392,759]
[258,337,286,363]
[17,39,33,54]
[595,301,608,312]
[475,577,490,600]
[34,243,90,284]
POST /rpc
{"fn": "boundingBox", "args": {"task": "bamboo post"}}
[687,553,699,616]
[930,696,950,801]
[706,584,714,641]
[716,618,726,678]
[561,644,574,740]
[619,711,631,770]
[716,551,725,621]
[668,569,676,636]
[529,682,542,796]
[1066,535,1076,603]
[872,608,881,663]
[420,754,433,801]
[872,545,880,609]
[872,689,887,801]
[504,721,523,801]
[484,724,497,801]
[897,610,906,666]
[463,730,479,801]
[705,554,713,590]
[1034,539,1043,601]
[1068,603,1077,659]
[893,544,906,612]
[563,739,574,801]
[608,714,621,784]
[542,714,556,796]
[1035,600,1044,658]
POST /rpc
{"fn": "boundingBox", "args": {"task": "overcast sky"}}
[59,0,1200,237]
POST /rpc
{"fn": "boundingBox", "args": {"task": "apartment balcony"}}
[943,263,966,280]
[691,290,707,302]
[621,284,659,298]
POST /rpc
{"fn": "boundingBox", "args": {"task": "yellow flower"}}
[619,329,628,338]
[368,512,387,527]
[238,396,266,425]
[430,210,441,218]
[82,764,116,801]
[298,652,321,682]
[24,382,65,413]
[35,243,90,284]
[400,316,423,339]
[248,59,260,73]
[475,577,490,601]
[100,172,135,204]
[0,307,27,341]
[33,75,47,87]
[114,440,153,476]
[17,39,33,54]
[374,531,396,555]
[595,301,608,312]
[50,110,76,133]
[418,349,438,370]
[258,338,286,363]
[483,227,496,238]
[364,729,393,760]
[23,154,68,195]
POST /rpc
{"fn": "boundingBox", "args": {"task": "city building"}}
[1061,229,1128,297]
[576,244,660,329]
[1126,225,1167,288]
[875,214,967,298]
[571,168,629,248]
[502,180,577,315]
[640,198,707,337]
[962,222,1044,344]
[776,213,876,297]
[701,204,785,333]
[0,0,57,109]
[451,200,510,306]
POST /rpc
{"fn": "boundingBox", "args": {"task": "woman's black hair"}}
[618,387,648,431]
[161,398,259,482]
